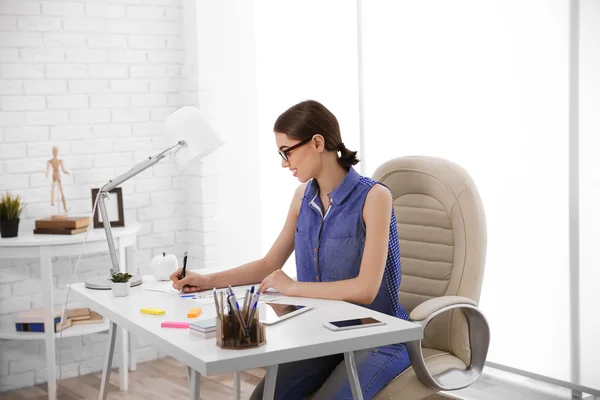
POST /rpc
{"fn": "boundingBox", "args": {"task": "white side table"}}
[0,222,140,400]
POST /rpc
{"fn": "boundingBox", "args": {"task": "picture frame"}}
[91,188,125,228]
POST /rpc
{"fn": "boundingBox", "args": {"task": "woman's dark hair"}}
[273,100,359,169]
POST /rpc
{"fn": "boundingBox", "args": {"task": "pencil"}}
[213,288,220,318]
[219,291,224,319]
[242,289,250,319]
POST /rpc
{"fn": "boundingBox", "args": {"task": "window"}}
[361,0,570,382]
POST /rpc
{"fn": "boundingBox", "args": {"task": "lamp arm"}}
[102,141,185,192]
[98,193,121,277]
[98,141,185,277]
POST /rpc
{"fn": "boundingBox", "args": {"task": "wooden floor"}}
[443,366,597,400]
[0,356,452,400]
[0,357,266,400]
[4,356,586,400]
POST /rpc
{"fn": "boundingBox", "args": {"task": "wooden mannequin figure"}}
[46,146,70,213]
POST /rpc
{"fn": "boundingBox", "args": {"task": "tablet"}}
[258,302,313,325]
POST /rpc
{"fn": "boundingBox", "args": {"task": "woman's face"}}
[275,133,320,183]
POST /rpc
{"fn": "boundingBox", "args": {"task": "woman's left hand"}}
[259,269,297,295]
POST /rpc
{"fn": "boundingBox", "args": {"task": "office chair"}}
[371,156,490,400]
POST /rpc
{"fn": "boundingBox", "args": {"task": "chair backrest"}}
[372,156,487,365]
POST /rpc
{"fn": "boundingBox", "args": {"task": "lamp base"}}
[85,275,143,290]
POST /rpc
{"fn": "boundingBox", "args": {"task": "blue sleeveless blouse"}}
[294,167,409,320]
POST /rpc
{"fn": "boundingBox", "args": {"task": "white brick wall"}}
[0,0,203,392]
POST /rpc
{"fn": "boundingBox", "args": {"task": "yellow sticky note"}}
[140,308,165,315]
[187,308,201,318]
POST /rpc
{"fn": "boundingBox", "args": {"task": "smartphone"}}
[323,317,386,331]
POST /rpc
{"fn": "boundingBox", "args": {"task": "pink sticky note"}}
[161,321,189,329]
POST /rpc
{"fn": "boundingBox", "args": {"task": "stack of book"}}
[68,308,104,326]
[15,308,65,333]
[15,307,104,333]
[34,216,90,235]
[189,318,217,339]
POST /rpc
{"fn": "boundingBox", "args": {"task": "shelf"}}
[0,320,109,341]
[0,222,140,248]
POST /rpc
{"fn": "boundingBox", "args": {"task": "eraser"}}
[161,321,189,329]
[187,308,202,318]
[140,308,165,315]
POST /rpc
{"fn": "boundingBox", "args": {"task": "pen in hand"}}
[179,252,188,293]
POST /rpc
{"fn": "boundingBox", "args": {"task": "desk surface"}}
[70,274,423,376]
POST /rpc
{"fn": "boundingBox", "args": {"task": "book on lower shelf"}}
[14,307,104,333]
[71,311,104,325]
[15,308,67,333]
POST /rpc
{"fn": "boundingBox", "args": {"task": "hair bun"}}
[337,143,360,168]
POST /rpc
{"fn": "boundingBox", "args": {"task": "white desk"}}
[69,274,423,400]
[0,223,140,400]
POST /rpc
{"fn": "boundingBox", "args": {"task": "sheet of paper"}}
[190,286,285,305]
[144,282,285,303]
[143,280,179,295]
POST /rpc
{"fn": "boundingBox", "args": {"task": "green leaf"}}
[111,272,133,283]
[0,192,25,220]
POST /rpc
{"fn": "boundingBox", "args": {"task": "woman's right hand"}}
[169,269,210,293]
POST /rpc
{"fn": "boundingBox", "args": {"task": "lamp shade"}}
[165,106,224,168]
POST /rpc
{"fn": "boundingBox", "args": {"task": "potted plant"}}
[0,192,25,238]
[111,272,133,297]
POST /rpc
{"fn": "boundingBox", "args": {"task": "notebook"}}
[190,318,217,332]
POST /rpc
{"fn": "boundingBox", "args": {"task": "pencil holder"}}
[216,307,266,349]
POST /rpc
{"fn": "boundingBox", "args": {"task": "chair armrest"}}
[410,296,477,322]
[406,296,490,391]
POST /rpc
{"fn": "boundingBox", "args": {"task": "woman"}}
[170,100,411,399]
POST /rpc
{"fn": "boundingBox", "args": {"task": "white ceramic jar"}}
[150,252,178,281]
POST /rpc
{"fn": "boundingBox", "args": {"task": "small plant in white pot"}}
[111,273,133,297]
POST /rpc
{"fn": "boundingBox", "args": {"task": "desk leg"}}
[263,365,278,400]
[233,371,241,400]
[40,248,57,400]
[118,240,129,391]
[100,322,117,400]
[344,352,363,400]
[186,366,200,400]
[125,244,137,372]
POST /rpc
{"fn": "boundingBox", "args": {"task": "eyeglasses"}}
[278,137,312,162]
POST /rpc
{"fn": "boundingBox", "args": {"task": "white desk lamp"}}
[85,106,224,290]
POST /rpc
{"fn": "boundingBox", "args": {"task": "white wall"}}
[0,0,202,391]
[254,0,360,274]
[194,0,262,270]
